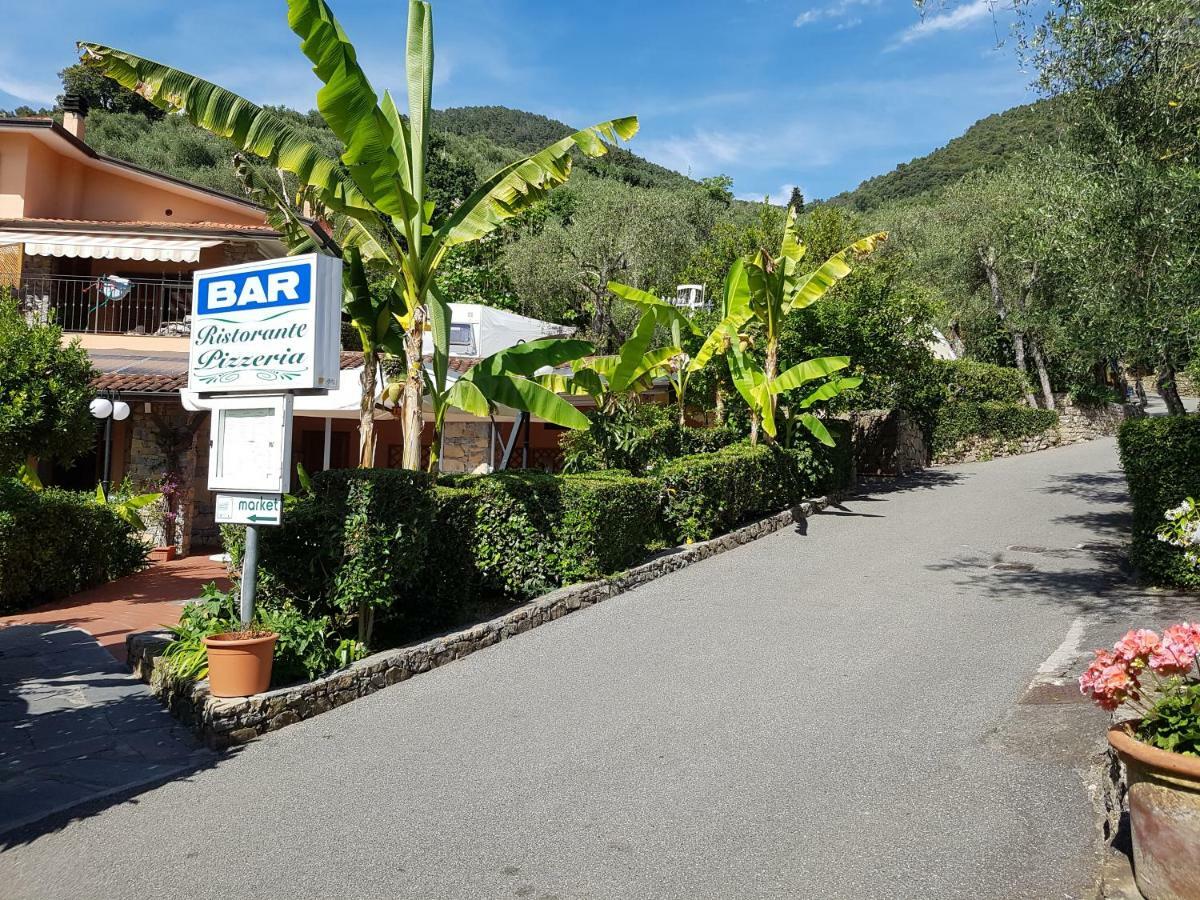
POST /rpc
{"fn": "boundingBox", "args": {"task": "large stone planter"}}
[1109,722,1200,899]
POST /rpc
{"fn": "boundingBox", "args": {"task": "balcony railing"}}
[1,272,193,335]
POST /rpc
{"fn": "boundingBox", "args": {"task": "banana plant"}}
[396,337,594,470]
[693,209,885,445]
[93,483,162,530]
[80,0,636,471]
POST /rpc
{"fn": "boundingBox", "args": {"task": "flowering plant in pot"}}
[1080,621,1200,899]
[146,471,184,562]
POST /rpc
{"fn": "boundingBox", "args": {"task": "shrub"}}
[442,470,660,597]
[223,468,437,633]
[0,479,147,612]
[931,401,1059,456]
[932,358,1032,405]
[562,402,740,474]
[1118,414,1200,586]
[656,443,835,543]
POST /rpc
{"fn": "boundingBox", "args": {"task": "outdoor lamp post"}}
[89,392,130,500]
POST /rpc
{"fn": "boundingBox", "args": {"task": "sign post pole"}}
[240,524,260,628]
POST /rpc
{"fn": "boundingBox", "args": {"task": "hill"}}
[825,99,1064,212]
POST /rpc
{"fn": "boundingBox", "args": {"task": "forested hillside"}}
[826,99,1063,211]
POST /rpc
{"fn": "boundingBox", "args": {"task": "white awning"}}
[0,231,221,263]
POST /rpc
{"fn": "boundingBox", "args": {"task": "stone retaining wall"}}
[128,495,835,749]
[934,398,1143,465]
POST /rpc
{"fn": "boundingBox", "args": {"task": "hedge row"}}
[931,401,1059,456]
[931,358,1032,405]
[225,435,851,639]
[0,479,147,612]
[1118,414,1200,587]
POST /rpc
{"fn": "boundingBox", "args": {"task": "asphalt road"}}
[3,434,1169,900]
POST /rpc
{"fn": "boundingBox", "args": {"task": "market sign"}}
[214,492,283,526]
[188,253,342,394]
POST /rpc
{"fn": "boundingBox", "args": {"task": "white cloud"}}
[794,0,879,29]
[0,64,58,106]
[888,0,994,49]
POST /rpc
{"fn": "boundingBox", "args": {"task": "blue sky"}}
[0,0,1037,200]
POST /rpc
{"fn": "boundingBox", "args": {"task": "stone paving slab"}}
[0,623,214,839]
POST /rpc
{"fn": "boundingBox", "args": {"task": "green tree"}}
[502,177,715,351]
[81,0,635,468]
[0,297,96,474]
[57,62,163,118]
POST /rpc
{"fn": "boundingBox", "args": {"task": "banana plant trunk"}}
[762,340,779,445]
[358,350,378,468]
[400,309,428,470]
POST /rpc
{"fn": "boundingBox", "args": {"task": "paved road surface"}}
[3,434,1182,899]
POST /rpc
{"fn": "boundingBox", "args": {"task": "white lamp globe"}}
[89,398,113,419]
[111,401,131,422]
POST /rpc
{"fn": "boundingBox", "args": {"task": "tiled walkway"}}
[0,555,230,663]
[0,624,215,840]
[0,556,229,839]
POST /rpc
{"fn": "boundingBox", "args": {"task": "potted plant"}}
[1080,620,1200,899]
[163,584,277,698]
[147,472,183,562]
[202,627,278,697]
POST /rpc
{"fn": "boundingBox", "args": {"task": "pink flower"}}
[1115,629,1161,664]
[1080,649,1140,710]
[1149,623,1200,676]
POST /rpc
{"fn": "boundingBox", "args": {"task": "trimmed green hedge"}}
[931,401,1059,456]
[224,469,436,629]
[656,442,837,543]
[1118,414,1200,587]
[0,479,147,612]
[224,431,855,642]
[932,358,1031,405]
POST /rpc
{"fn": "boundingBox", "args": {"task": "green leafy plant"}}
[161,582,367,686]
[692,209,883,445]
[81,0,634,471]
[93,482,161,530]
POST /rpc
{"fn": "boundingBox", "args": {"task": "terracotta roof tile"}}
[1,217,277,236]
[91,372,188,394]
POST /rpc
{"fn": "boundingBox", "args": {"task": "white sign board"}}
[215,492,283,526]
[208,395,293,494]
[188,253,342,394]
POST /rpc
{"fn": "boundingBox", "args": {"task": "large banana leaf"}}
[768,356,850,395]
[434,117,639,250]
[797,376,863,409]
[689,259,752,373]
[287,0,418,221]
[405,0,433,234]
[606,282,699,336]
[450,338,595,429]
[77,42,370,216]
[785,232,887,314]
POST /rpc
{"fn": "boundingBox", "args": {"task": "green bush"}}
[562,402,740,474]
[0,479,147,612]
[931,401,1059,456]
[1118,414,1200,587]
[223,468,437,632]
[656,443,836,543]
[441,470,660,598]
[932,358,1032,405]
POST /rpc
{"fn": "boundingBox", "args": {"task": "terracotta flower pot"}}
[203,632,277,698]
[1108,722,1200,900]
[148,546,177,563]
